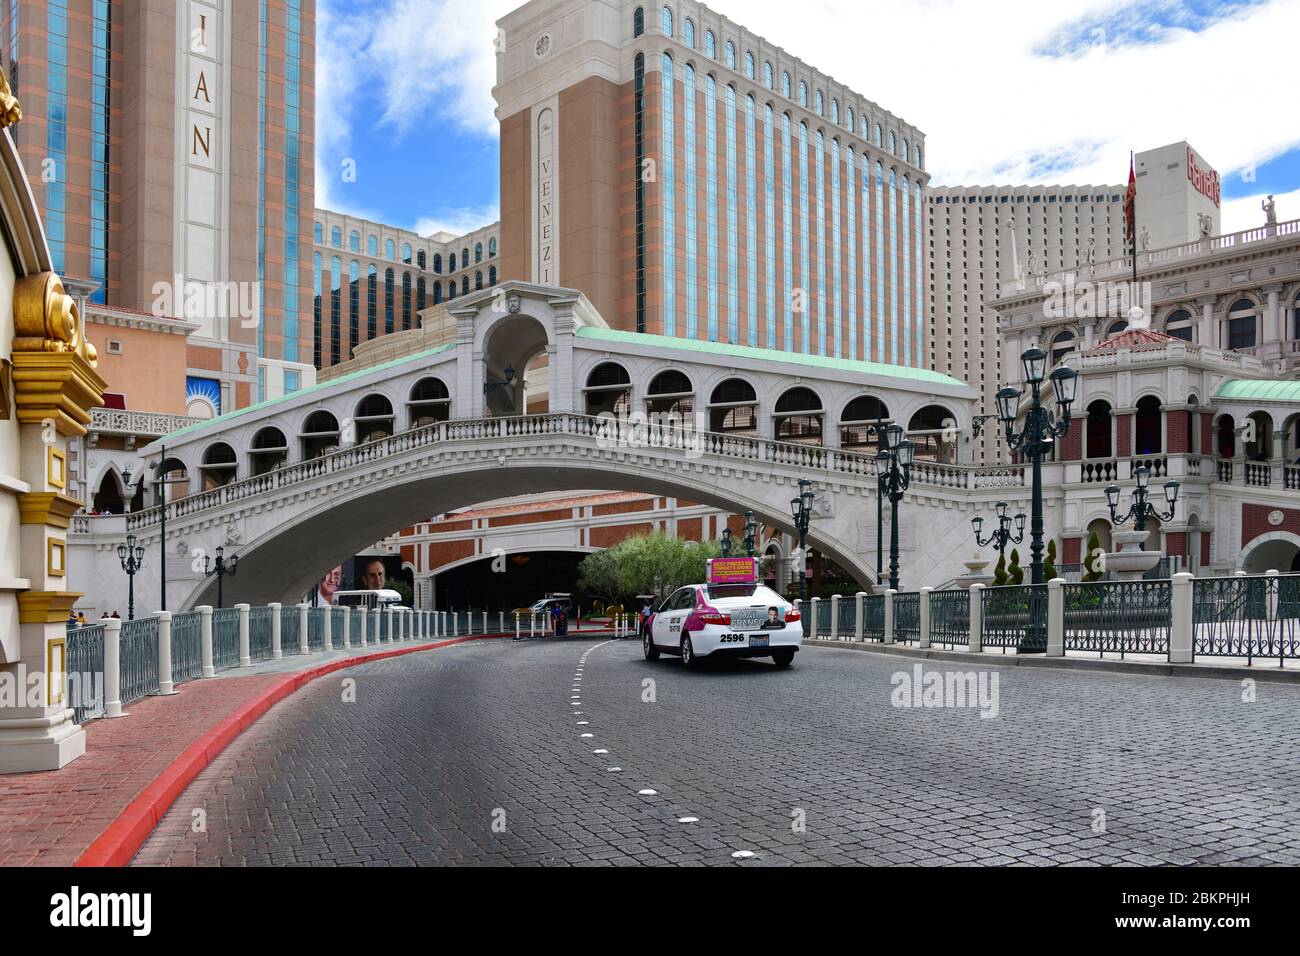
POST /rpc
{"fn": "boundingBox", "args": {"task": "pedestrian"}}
[66,610,78,631]
[76,612,87,627]
[111,611,121,619]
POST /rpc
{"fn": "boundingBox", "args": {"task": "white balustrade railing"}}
[77,412,1028,534]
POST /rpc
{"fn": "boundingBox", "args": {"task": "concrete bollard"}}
[830,595,841,641]
[104,617,125,718]
[919,588,932,648]
[1046,578,1065,657]
[199,604,215,678]
[371,606,380,646]
[298,603,309,655]
[810,597,821,639]
[322,604,333,652]
[1169,572,1194,663]
[270,602,282,660]
[156,611,177,695]
[342,606,351,650]
[883,590,896,645]
[854,592,866,642]
[237,602,251,667]
[357,604,367,647]
[968,584,984,653]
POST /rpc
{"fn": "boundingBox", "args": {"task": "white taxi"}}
[643,559,802,668]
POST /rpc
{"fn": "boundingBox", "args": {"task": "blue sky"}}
[317,0,1300,236]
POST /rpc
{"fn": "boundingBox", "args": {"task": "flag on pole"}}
[1123,152,1136,245]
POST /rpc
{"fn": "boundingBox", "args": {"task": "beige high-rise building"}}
[1,0,317,414]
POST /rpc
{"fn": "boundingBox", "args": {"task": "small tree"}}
[385,577,413,607]
[577,548,622,605]
[1083,530,1104,582]
[1008,548,1024,585]
[993,552,1008,587]
[1043,539,1059,581]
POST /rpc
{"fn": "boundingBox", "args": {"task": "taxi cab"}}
[643,557,802,668]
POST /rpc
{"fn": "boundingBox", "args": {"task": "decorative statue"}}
[1139,226,1151,252]
[1197,212,1213,238]
[1262,195,1277,225]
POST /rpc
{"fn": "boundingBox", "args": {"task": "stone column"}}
[298,603,309,655]
[200,604,215,678]
[918,587,932,648]
[104,618,124,719]
[237,603,251,667]
[968,583,984,653]
[1046,578,1064,657]
[854,592,866,642]
[157,611,176,695]
[883,590,896,645]
[322,605,333,652]
[1169,572,1194,664]
[270,602,282,660]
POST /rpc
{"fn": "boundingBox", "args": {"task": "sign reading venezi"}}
[1187,146,1220,208]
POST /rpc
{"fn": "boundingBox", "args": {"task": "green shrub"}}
[993,552,1008,587]
[1083,531,1103,582]
[1044,539,1058,581]
[1008,548,1024,586]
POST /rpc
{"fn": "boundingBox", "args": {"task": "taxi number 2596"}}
[719,633,747,644]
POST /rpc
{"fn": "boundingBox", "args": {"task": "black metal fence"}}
[862,594,885,641]
[837,595,857,638]
[65,623,106,724]
[1193,575,1300,664]
[929,590,970,647]
[212,607,241,669]
[981,584,1047,652]
[1062,580,1171,657]
[893,592,920,644]
[249,605,275,660]
[171,611,204,683]
[119,617,160,703]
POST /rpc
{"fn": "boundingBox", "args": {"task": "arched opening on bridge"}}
[483,313,549,417]
[761,539,784,590]
[1283,413,1300,463]
[1242,536,1300,574]
[300,411,340,460]
[1245,410,1273,461]
[250,427,289,476]
[646,369,694,420]
[774,387,823,444]
[1216,414,1236,459]
[200,442,238,490]
[355,394,395,443]
[907,404,957,463]
[584,362,631,417]
[1085,517,1113,557]
[840,395,889,449]
[92,469,126,514]
[1134,396,1162,456]
[1085,400,1112,459]
[708,378,758,434]
[433,550,590,611]
[155,457,190,504]
[408,377,451,428]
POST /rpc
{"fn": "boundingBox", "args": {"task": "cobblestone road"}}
[133,637,1300,866]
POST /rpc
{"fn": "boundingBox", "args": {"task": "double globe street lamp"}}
[1106,466,1180,533]
[720,527,733,557]
[790,479,815,604]
[116,534,146,621]
[743,511,758,558]
[876,423,915,592]
[203,545,240,609]
[971,500,1026,567]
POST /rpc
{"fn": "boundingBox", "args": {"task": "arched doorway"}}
[774,387,823,445]
[1216,414,1236,459]
[92,469,126,514]
[250,427,289,476]
[840,396,889,450]
[708,378,758,434]
[200,442,238,490]
[300,411,340,460]
[1134,396,1162,456]
[1241,534,1300,574]
[482,313,549,417]
[907,404,957,463]
[1085,400,1112,459]
[1245,410,1273,461]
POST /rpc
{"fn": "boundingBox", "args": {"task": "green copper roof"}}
[159,344,456,443]
[1215,379,1300,404]
[574,328,971,390]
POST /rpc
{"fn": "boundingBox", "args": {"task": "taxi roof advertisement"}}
[707,557,758,584]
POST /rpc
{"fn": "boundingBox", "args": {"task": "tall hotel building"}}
[0,0,316,414]
[494,0,928,365]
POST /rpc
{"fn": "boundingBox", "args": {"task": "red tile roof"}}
[1087,327,1179,352]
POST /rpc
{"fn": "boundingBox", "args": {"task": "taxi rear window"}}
[704,584,761,600]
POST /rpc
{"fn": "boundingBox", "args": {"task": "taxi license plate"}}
[748,634,769,648]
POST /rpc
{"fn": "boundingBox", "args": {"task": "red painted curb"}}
[74,634,499,867]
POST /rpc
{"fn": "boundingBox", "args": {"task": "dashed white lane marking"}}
[678,817,699,824]
[638,789,658,796]
[581,733,594,739]
[731,851,756,860]
[606,767,622,772]
[593,749,608,754]
[576,720,589,725]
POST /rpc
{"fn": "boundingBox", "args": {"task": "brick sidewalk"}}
[0,673,284,866]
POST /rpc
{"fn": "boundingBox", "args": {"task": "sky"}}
[315,0,1300,238]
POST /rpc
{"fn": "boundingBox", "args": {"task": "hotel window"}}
[350,230,360,252]
[367,265,377,338]
[475,271,483,291]
[462,276,469,295]
[475,241,483,262]
[384,268,395,334]
[745,94,758,347]
[844,144,856,360]
[782,71,791,97]
[368,234,378,256]
[764,104,776,349]
[489,237,498,257]
[313,253,322,367]
[814,130,826,353]
[331,226,342,247]
[798,81,807,107]
[874,123,882,147]
[433,253,442,273]
[385,238,395,259]
[704,30,715,57]
[1227,299,1257,350]
[662,53,676,335]
[683,17,694,47]
[781,112,794,351]
[661,5,671,35]
[683,64,698,338]
[763,61,773,88]
[314,222,323,242]
[798,121,810,352]
[634,6,643,37]
[725,41,735,69]
[705,73,718,341]
[745,51,755,79]
[831,98,839,125]
[349,261,360,354]
[417,250,426,269]
[402,272,412,329]
[726,84,740,342]
[448,282,456,300]
[331,256,342,365]
[875,161,885,361]
[902,138,909,162]
[434,282,443,304]
[915,145,923,169]
[489,266,498,286]
[402,242,412,263]
[889,131,896,154]
[462,248,469,268]
[845,105,853,130]
[1165,308,1193,342]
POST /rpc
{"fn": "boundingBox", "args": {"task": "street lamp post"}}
[125,443,176,612]
[971,500,1026,569]
[789,479,814,604]
[1106,466,1179,534]
[994,348,1078,586]
[203,545,240,609]
[720,527,733,557]
[743,511,757,557]
[116,534,146,621]
[876,423,915,592]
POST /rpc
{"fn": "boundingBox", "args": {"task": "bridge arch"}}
[477,310,551,418]
[354,393,396,442]
[301,410,341,460]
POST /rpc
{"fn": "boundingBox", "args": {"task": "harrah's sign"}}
[1187,146,1221,208]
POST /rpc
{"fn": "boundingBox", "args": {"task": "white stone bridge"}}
[69,281,1046,612]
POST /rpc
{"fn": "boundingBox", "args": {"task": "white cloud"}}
[1222,186,1300,234]
[411,205,503,238]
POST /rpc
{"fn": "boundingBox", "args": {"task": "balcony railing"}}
[89,407,206,437]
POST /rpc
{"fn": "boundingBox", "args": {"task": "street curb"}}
[74,634,504,868]
[802,639,1300,684]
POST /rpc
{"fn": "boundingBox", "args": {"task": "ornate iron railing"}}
[249,605,275,660]
[893,592,920,644]
[119,617,160,703]
[331,607,347,644]
[281,606,302,651]
[1062,581,1171,657]
[66,624,106,724]
[1193,575,1300,664]
[836,596,856,639]
[929,590,970,647]
[171,611,204,683]
[981,585,1047,651]
[212,607,241,669]
[307,607,326,651]
[815,599,833,638]
[862,594,885,641]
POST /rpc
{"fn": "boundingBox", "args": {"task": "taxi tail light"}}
[784,608,801,623]
[697,611,731,626]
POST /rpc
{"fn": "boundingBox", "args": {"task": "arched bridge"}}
[69,281,1036,612]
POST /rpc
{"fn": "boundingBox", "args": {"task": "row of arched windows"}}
[648,5,922,169]
[313,224,499,274]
